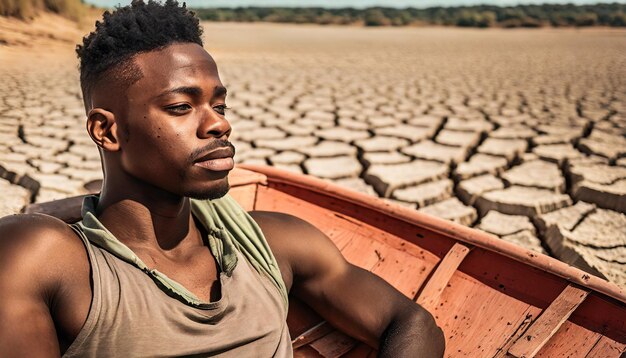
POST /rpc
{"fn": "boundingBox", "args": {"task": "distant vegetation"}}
[193,3,626,28]
[0,0,86,21]
[2,1,624,28]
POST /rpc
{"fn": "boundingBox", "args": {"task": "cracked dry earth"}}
[1,22,625,288]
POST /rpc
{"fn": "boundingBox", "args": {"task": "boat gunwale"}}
[238,164,626,305]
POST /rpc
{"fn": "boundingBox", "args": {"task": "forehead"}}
[130,43,221,93]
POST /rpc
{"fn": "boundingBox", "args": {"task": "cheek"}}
[156,126,189,155]
[123,123,181,168]
[131,113,176,147]
[146,129,186,162]
[123,108,197,171]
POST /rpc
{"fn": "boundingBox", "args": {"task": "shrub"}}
[188,4,626,28]
[364,9,390,26]
[0,0,85,21]
[575,12,598,26]
[609,12,626,26]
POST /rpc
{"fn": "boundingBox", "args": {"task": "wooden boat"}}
[25,165,626,357]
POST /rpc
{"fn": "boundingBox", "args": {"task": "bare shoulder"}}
[248,211,334,254]
[0,212,77,235]
[0,214,91,355]
[249,211,323,239]
[0,213,82,252]
[0,213,87,283]
[249,211,347,289]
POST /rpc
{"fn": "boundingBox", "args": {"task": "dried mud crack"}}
[1,22,625,288]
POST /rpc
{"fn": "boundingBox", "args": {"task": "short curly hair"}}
[76,0,203,110]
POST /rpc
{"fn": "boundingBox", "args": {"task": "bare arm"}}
[250,211,445,357]
[0,214,90,357]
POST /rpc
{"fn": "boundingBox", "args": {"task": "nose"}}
[198,109,231,140]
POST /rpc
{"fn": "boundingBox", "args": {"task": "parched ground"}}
[0,19,625,287]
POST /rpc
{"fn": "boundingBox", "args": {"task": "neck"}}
[96,172,201,253]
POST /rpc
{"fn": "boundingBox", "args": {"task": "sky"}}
[84,0,621,9]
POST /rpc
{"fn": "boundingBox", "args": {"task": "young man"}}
[0,1,444,356]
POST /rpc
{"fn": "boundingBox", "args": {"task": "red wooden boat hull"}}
[25,165,626,357]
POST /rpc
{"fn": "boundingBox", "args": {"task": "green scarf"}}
[76,194,289,313]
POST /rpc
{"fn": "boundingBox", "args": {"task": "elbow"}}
[416,309,445,357]
[381,305,445,357]
[436,327,445,356]
[431,319,446,357]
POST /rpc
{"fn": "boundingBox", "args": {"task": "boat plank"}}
[292,321,334,349]
[416,243,470,308]
[288,296,325,339]
[568,294,626,343]
[259,183,456,261]
[339,235,388,270]
[228,184,257,211]
[534,321,602,358]
[254,186,380,260]
[293,345,324,358]
[342,343,376,358]
[256,186,432,253]
[432,272,539,357]
[23,195,84,223]
[256,186,438,264]
[331,212,438,261]
[492,306,538,358]
[458,247,566,310]
[229,166,267,187]
[297,211,363,251]
[326,229,359,252]
[308,330,358,358]
[255,186,439,273]
[257,189,367,263]
[508,284,590,358]
[585,336,626,357]
[370,248,434,298]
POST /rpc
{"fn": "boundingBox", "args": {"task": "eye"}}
[213,104,230,116]
[165,104,192,114]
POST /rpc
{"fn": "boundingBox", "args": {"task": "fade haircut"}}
[76,0,203,111]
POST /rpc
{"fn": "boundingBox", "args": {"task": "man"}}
[0,0,444,356]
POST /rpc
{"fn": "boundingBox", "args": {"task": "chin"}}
[185,178,230,200]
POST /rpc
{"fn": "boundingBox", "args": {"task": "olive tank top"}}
[62,195,293,357]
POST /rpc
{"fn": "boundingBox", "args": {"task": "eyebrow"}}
[157,86,202,99]
[213,86,227,98]
[156,85,227,99]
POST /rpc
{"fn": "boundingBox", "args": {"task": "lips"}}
[193,147,235,172]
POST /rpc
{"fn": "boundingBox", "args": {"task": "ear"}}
[87,108,120,152]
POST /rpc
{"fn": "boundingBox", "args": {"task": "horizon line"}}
[86,1,626,10]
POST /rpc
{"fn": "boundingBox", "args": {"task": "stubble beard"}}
[184,177,231,200]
